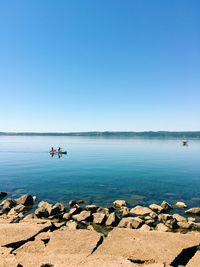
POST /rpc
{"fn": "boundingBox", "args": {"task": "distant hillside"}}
[0,131,200,138]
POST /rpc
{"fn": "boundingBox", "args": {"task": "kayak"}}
[49,151,67,154]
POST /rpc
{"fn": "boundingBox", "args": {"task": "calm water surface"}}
[0,136,200,213]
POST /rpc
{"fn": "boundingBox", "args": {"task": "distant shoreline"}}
[0,131,200,139]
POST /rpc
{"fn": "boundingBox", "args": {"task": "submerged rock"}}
[113,200,127,208]
[176,201,187,209]
[130,205,152,216]
[185,207,200,216]
[105,212,120,227]
[161,201,173,212]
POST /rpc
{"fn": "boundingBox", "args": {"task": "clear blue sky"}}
[0,0,199,132]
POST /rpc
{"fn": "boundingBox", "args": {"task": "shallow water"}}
[0,136,200,214]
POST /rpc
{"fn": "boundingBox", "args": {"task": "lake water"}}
[0,136,200,214]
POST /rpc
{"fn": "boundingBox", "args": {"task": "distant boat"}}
[182,140,188,146]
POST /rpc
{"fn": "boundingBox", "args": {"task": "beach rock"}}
[130,205,152,216]
[85,205,99,213]
[139,224,151,231]
[165,219,177,229]
[97,207,113,216]
[66,220,78,230]
[156,223,169,232]
[185,207,200,215]
[16,194,33,206]
[172,213,187,222]
[69,205,82,216]
[188,217,196,223]
[149,204,164,214]
[176,201,187,208]
[93,212,107,224]
[47,202,65,216]
[161,201,173,212]
[38,201,52,209]
[23,213,37,220]
[11,204,26,214]
[77,199,86,204]
[149,211,158,220]
[191,222,200,230]
[105,212,120,227]
[177,221,191,229]
[2,198,16,211]
[73,210,93,222]
[0,191,8,200]
[118,217,143,229]
[68,200,78,207]
[158,213,172,223]
[35,207,49,218]
[113,200,127,208]
[121,207,130,217]
[145,219,155,227]
[63,212,71,220]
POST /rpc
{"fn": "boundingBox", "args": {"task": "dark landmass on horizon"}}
[0,131,200,138]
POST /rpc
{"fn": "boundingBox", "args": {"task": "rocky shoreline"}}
[0,191,200,266]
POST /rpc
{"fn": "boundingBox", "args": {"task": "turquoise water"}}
[0,136,200,213]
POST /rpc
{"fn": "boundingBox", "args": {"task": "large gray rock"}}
[16,194,33,206]
[113,200,127,208]
[130,205,152,216]
[176,201,187,208]
[172,213,187,222]
[97,207,114,216]
[2,198,16,211]
[121,207,130,217]
[0,191,8,200]
[69,205,82,216]
[149,204,164,214]
[118,217,143,229]
[63,212,71,220]
[73,210,93,222]
[93,212,107,224]
[165,219,177,229]
[35,207,49,218]
[47,202,66,216]
[85,205,99,213]
[68,200,77,207]
[105,212,120,227]
[161,201,173,212]
[177,221,191,229]
[185,207,200,215]
[158,213,172,223]
[156,223,170,232]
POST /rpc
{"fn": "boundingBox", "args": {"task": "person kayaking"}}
[58,147,62,152]
[50,147,55,153]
